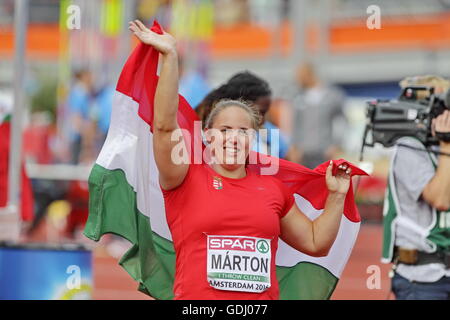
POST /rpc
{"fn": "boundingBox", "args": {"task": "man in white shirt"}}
[382,76,450,300]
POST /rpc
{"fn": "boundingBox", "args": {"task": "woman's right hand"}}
[128,20,177,56]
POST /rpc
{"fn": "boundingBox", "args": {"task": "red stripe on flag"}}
[115,20,368,224]
[0,121,34,221]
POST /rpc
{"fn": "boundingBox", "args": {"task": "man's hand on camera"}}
[433,110,450,151]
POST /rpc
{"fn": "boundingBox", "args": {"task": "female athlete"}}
[129,20,352,300]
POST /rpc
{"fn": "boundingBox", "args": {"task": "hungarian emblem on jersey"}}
[213,177,223,190]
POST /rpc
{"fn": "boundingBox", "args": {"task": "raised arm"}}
[280,161,351,257]
[129,20,189,190]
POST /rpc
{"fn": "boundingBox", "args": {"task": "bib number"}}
[206,235,271,293]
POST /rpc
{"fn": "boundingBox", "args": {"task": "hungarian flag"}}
[0,114,34,222]
[84,21,367,300]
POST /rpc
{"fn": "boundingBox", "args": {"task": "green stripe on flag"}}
[381,185,396,262]
[2,114,11,123]
[84,164,175,300]
[276,262,338,300]
[85,164,339,300]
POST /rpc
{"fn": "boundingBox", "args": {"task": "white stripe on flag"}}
[98,91,359,279]
[96,91,172,240]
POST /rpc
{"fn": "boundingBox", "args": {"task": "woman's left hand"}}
[325,161,352,195]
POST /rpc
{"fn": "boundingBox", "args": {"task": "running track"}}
[92,224,394,300]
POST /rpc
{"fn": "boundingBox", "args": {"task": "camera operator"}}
[382,76,450,300]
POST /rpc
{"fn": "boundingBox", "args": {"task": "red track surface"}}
[92,253,150,300]
[92,224,393,300]
[331,224,393,300]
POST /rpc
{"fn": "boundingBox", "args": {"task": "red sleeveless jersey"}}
[161,163,295,300]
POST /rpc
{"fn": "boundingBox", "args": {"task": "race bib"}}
[206,235,272,293]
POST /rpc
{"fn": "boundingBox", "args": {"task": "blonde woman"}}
[129,20,352,300]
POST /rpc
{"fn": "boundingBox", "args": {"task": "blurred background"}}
[1,0,450,300]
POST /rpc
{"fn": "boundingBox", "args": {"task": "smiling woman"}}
[128,19,353,300]
[203,99,261,176]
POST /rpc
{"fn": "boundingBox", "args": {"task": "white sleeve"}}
[393,138,435,202]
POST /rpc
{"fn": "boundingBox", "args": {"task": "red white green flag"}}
[84,21,367,300]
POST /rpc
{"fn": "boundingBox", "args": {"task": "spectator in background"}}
[285,62,347,168]
[196,71,295,160]
[92,83,114,148]
[23,112,54,165]
[66,69,95,164]
[179,55,211,110]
